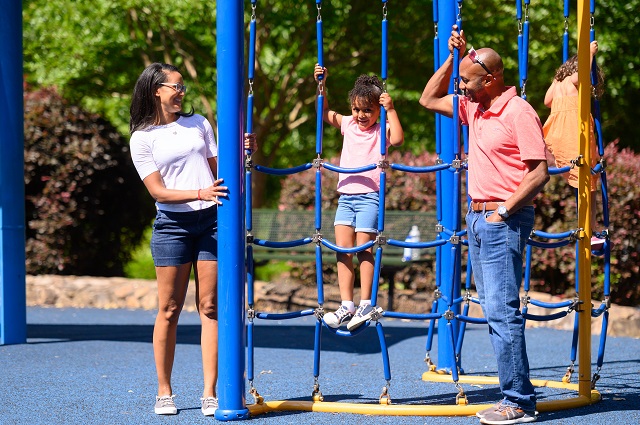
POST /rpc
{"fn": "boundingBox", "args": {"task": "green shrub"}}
[24,86,154,276]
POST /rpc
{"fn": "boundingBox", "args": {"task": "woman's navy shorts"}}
[151,206,218,267]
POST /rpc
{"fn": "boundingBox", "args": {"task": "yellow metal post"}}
[576,0,593,399]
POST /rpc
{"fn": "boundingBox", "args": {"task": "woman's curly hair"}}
[348,74,383,106]
[554,55,605,98]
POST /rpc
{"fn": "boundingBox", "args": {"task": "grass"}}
[253,261,292,282]
[124,226,156,280]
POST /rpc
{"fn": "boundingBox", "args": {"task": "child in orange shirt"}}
[543,40,605,248]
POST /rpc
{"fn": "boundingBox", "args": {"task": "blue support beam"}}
[0,0,26,346]
[435,0,460,373]
[215,0,249,420]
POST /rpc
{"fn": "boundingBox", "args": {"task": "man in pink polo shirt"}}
[419,25,549,425]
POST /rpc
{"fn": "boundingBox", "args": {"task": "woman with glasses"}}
[129,63,256,416]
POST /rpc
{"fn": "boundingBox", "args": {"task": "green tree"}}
[23,0,640,209]
[458,0,640,152]
[23,0,218,133]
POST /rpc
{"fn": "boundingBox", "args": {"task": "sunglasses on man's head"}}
[468,47,492,75]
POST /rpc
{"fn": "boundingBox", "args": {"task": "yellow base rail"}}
[246,373,601,417]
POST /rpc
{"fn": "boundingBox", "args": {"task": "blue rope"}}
[563,0,570,61]
[322,162,377,174]
[254,163,313,175]
[256,309,316,320]
[253,237,313,249]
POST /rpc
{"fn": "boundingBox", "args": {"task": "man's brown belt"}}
[470,201,502,212]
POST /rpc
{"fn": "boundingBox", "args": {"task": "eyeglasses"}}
[468,47,492,75]
[159,82,187,94]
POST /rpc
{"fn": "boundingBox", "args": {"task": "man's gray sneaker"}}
[154,395,177,415]
[476,400,506,418]
[323,305,354,328]
[201,396,218,416]
[347,304,383,331]
[479,405,537,424]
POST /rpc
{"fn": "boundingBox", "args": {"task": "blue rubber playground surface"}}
[1,306,639,424]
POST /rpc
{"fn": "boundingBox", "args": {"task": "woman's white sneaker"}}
[154,395,177,415]
[201,396,218,416]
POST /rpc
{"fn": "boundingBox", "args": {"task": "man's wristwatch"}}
[497,205,509,219]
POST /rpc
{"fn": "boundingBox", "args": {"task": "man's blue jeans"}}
[466,206,537,411]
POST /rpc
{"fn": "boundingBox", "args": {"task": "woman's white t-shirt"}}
[130,114,218,212]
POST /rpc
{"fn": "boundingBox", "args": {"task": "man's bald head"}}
[477,48,504,76]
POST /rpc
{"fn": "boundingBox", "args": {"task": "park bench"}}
[248,209,437,310]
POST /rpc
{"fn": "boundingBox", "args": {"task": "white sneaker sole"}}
[480,417,536,425]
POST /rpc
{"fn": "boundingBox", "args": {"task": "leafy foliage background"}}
[22,0,640,209]
[24,87,154,275]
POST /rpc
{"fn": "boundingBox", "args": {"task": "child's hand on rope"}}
[590,40,598,58]
[380,93,395,112]
[314,63,327,83]
[313,63,332,119]
[244,132,258,152]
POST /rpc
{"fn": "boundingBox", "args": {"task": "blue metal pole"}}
[380,0,388,153]
[434,0,459,373]
[216,0,249,420]
[563,0,570,62]
[0,0,26,346]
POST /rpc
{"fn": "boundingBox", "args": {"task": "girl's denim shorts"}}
[151,206,218,267]
[334,192,379,233]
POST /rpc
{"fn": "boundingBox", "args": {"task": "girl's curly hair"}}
[348,74,383,105]
[554,55,605,98]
